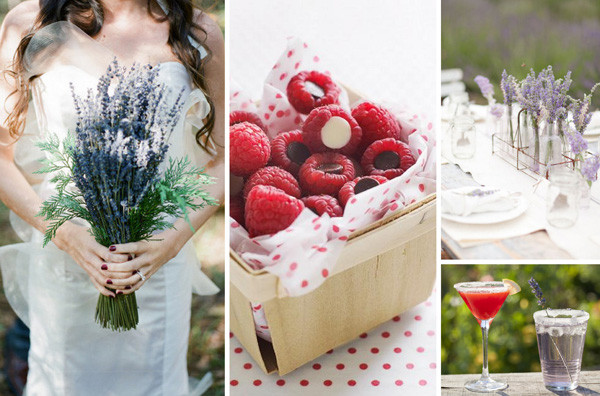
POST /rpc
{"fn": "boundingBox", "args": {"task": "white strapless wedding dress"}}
[0,22,219,396]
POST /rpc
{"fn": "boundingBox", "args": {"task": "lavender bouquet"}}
[36,60,217,331]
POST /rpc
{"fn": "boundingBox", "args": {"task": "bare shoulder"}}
[0,1,39,64]
[193,9,223,49]
[3,0,39,35]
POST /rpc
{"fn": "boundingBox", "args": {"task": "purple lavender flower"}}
[68,60,186,244]
[518,69,544,122]
[566,127,589,156]
[582,155,600,183]
[538,66,572,123]
[528,277,547,308]
[490,103,504,119]
[474,75,494,99]
[500,70,517,105]
[570,84,599,135]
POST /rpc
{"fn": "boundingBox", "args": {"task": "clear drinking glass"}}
[446,91,470,117]
[546,168,580,228]
[454,281,510,392]
[534,309,589,391]
[451,116,476,159]
[501,104,516,146]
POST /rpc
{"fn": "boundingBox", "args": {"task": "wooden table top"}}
[442,371,600,395]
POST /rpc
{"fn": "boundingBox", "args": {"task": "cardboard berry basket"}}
[230,192,436,375]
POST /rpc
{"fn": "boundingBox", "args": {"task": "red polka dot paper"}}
[230,37,351,140]
[230,290,437,395]
[229,38,437,340]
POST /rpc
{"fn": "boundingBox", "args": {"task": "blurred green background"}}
[442,0,600,106]
[0,0,225,395]
[442,265,600,376]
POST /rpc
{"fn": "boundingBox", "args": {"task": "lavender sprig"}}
[500,70,518,105]
[474,75,495,103]
[566,126,589,156]
[582,155,600,185]
[528,277,547,310]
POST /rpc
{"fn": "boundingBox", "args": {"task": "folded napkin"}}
[442,186,519,217]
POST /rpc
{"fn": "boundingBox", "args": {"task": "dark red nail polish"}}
[117,290,123,295]
[101,264,108,270]
[132,270,137,275]
[110,294,115,298]
[125,286,131,290]
[109,246,116,251]
[128,255,133,261]
[106,279,112,285]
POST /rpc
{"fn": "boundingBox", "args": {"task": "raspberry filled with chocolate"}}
[270,130,312,176]
[338,176,388,207]
[287,70,342,114]
[243,166,301,199]
[361,138,416,179]
[230,122,271,177]
[245,186,305,237]
[301,195,344,217]
[229,110,267,133]
[351,101,401,154]
[302,105,362,156]
[299,152,355,197]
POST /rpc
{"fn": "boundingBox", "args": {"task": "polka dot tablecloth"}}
[229,290,437,395]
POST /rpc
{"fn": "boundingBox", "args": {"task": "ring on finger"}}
[136,269,146,282]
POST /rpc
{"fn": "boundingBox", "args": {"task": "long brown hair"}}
[6,0,215,150]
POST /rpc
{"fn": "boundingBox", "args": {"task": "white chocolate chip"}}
[305,81,325,98]
[321,116,351,149]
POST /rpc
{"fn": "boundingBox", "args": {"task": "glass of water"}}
[450,116,476,159]
[546,168,580,228]
[534,309,589,391]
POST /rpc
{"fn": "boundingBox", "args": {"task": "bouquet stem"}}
[95,292,139,331]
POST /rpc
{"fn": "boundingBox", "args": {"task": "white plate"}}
[442,195,529,225]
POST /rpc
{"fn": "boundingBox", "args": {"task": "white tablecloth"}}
[229,291,437,395]
[442,107,600,258]
[229,1,438,394]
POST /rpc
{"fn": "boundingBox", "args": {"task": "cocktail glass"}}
[534,309,589,391]
[454,281,510,392]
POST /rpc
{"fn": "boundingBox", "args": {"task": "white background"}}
[230,0,437,117]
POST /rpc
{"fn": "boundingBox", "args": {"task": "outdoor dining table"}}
[442,106,600,260]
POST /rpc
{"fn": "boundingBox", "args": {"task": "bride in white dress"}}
[0,1,224,395]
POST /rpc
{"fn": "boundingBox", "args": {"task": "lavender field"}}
[442,0,600,104]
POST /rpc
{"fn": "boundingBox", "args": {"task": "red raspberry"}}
[301,195,343,217]
[302,105,362,156]
[349,157,365,177]
[287,70,342,114]
[230,122,271,177]
[230,194,245,227]
[299,153,355,197]
[230,110,267,133]
[361,138,416,179]
[245,186,305,237]
[351,101,401,154]
[338,176,388,207]
[243,166,301,199]
[270,130,311,176]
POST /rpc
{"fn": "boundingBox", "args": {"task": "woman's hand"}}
[98,228,184,294]
[53,222,131,298]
